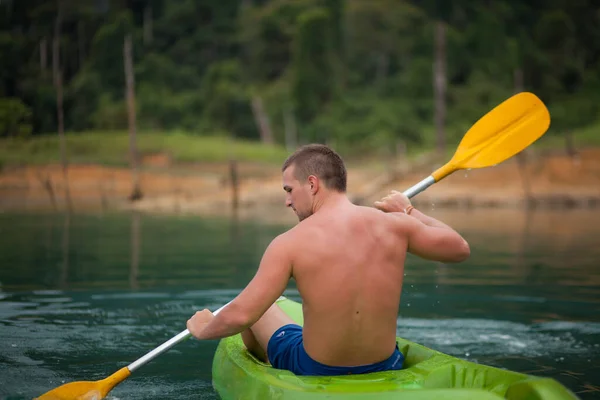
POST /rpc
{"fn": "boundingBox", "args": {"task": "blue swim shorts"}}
[266,324,404,376]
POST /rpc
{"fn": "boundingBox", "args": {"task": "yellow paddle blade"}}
[432,92,550,181]
[35,367,130,400]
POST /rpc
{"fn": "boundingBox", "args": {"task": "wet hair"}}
[281,144,347,192]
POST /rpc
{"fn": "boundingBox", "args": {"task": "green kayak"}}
[212,297,579,399]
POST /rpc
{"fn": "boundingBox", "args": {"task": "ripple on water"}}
[397,317,600,358]
[91,292,172,300]
[32,290,65,296]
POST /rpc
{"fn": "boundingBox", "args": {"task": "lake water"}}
[0,208,599,399]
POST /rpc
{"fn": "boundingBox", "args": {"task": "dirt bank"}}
[1,147,599,217]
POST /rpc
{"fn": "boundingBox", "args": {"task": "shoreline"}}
[1,148,599,217]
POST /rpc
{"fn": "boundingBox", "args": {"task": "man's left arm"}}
[187,234,292,340]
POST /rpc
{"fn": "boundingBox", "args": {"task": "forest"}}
[1,0,599,156]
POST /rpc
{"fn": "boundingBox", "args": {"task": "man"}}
[187,144,470,375]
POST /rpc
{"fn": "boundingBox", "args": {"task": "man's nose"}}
[285,198,292,207]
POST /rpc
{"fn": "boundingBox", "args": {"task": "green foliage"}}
[0,0,599,158]
[0,98,33,137]
[67,68,103,131]
[239,0,317,82]
[292,7,335,135]
[90,94,128,130]
[309,91,423,155]
[199,60,257,138]
[0,131,289,166]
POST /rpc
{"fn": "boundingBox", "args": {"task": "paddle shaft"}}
[128,301,231,372]
[403,176,436,199]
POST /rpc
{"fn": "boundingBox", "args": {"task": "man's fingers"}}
[374,201,387,211]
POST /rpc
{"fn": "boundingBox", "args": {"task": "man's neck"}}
[312,191,351,215]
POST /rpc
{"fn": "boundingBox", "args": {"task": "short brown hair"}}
[282,144,347,192]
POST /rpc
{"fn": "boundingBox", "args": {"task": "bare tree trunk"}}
[516,151,533,207]
[78,20,85,69]
[54,0,72,211]
[565,131,577,159]
[143,4,153,45]
[229,159,239,211]
[124,34,143,201]
[433,21,447,157]
[395,140,407,161]
[40,37,47,70]
[283,104,297,151]
[52,29,59,84]
[56,73,72,210]
[513,68,524,94]
[251,95,274,145]
[37,171,57,211]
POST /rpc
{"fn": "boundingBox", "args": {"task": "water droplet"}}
[407,303,411,307]
[11,344,16,347]
[465,352,470,357]
[435,285,438,288]
[410,284,414,288]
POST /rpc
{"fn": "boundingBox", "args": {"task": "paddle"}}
[402,91,550,199]
[35,91,550,400]
[35,301,231,400]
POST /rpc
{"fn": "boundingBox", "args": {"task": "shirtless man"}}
[187,144,470,375]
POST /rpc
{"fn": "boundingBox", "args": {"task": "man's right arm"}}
[374,191,470,263]
[401,208,470,263]
[405,207,454,230]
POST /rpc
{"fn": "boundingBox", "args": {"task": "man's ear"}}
[307,175,319,194]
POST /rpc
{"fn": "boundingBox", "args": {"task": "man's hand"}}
[374,190,412,214]
[186,309,215,340]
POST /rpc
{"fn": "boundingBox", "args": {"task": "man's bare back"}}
[286,202,406,366]
[186,144,469,376]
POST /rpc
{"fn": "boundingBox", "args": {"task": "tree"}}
[0,98,32,137]
[124,33,142,201]
[54,0,72,211]
[292,7,335,142]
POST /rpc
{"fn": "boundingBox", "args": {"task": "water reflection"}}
[60,210,70,289]
[1,208,600,294]
[512,206,533,279]
[130,211,140,290]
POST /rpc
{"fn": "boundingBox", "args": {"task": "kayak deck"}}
[212,297,578,399]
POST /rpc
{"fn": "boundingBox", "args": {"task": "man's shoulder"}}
[355,204,401,221]
[354,205,413,235]
[270,226,301,248]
